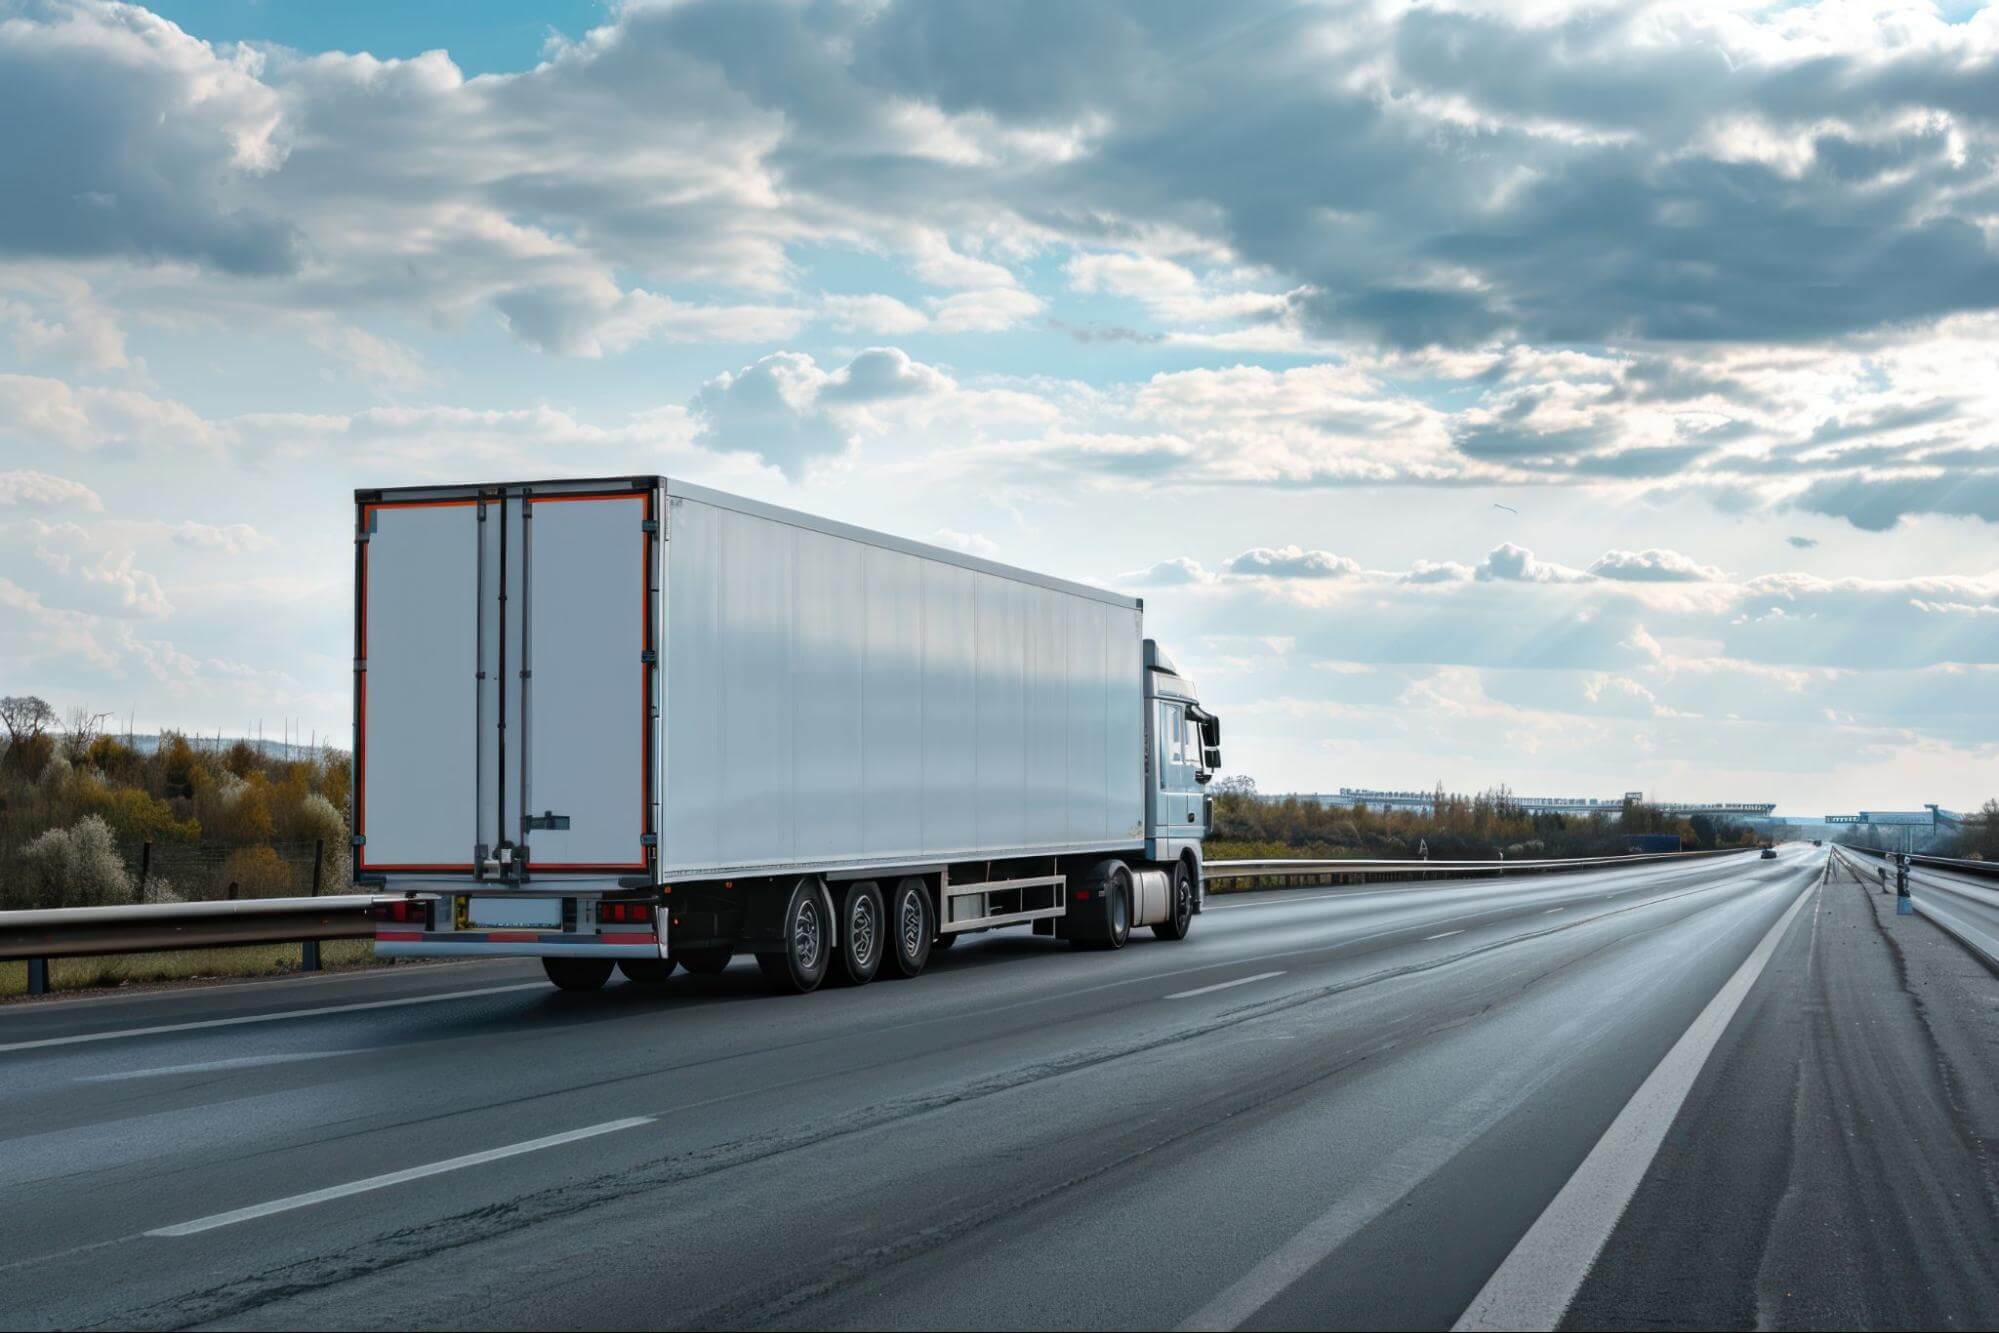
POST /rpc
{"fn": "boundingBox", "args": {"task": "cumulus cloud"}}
[822,292,929,335]
[1119,557,1213,587]
[1790,469,1999,531]
[1223,546,1361,580]
[16,0,1997,366]
[1587,548,1723,583]
[690,347,952,476]
[1403,560,1475,584]
[173,521,273,556]
[0,1,295,274]
[0,469,101,511]
[1476,543,1592,584]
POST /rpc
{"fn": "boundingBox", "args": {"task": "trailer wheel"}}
[543,957,614,991]
[830,881,885,986]
[883,877,933,979]
[618,957,677,984]
[675,948,732,975]
[1153,860,1195,941]
[756,877,830,994]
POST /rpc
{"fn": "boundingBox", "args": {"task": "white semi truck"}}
[354,476,1221,993]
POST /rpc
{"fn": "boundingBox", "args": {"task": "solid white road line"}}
[80,1050,365,1083]
[147,1117,655,1237]
[1543,907,1564,914]
[0,983,548,1054]
[1451,876,1818,1332]
[1425,930,1465,941]
[1166,971,1286,1000]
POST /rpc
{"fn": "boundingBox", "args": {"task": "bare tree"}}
[61,705,115,760]
[0,695,56,745]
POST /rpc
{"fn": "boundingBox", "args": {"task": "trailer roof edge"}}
[353,475,1140,612]
[664,478,1140,611]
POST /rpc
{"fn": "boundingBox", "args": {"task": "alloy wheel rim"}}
[795,899,822,970]
[900,891,924,958]
[852,898,878,966]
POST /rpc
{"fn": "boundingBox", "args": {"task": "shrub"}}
[16,815,133,909]
[158,731,208,800]
[223,740,261,778]
[69,773,201,842]
[1,731,54,780]
[86,735,142,783]
[201,772,276,843]
[220,844,293,898]
[140,874,182,905]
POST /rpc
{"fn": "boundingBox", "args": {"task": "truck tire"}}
[675,948,732,975]
[1153,860,1195,941]
[883,877,933,979]
[543,957,614,991]
[618,957,677,984]
[830,881,885,986]
[756,877,830,994]
[1071,859,1133,950]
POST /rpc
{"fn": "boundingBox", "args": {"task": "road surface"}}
[4,845,1994,1330]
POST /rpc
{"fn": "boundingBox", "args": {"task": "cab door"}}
[1154,698,1194,833]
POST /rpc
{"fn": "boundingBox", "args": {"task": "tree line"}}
[1,694,350,911]
[1206,777,1762,861]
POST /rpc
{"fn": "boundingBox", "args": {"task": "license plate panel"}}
[465,896,562,929]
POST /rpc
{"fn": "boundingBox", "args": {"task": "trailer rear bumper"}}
[375,931,664,960]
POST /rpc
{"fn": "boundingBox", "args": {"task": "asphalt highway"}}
[4,844,1994,1331]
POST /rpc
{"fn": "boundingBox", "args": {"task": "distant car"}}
[1812,839,1823,846]
[1761,847,1778,859]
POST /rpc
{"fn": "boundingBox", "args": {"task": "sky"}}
[2,0,1997,816]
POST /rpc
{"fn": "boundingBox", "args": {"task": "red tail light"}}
[369,898,432,927]
[597,900,655,926]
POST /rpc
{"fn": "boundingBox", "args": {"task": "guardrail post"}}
[27,957,48,996]
[301,938,320,972]
[137,840,152,899]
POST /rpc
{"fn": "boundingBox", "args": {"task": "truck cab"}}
[1144,639,1220,869]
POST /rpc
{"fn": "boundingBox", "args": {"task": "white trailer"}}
[354,476,1222,992]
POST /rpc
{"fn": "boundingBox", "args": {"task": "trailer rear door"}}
[356,498,482,873]
[356,484,657,881]
[513,491,653,873]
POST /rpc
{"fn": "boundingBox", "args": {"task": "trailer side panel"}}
[662,492,1142,877]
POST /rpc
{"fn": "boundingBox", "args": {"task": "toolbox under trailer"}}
[354,476,1220,992]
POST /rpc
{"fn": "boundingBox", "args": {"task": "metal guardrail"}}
[1,894,387,996]
[1907,852,1999,877]
[1203,847,1751,887]
[1829,845,1999,970]
[3,848,1755,998]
